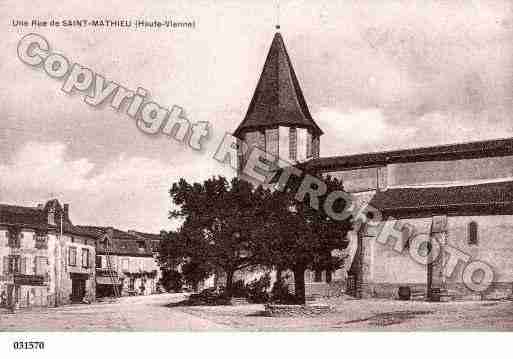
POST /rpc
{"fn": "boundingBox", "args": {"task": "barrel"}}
[398,286,411,300]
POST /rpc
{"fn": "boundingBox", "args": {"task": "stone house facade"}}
[75,226,161,298]
[0,200,96,309]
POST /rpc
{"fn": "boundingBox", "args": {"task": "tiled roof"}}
[370,181,513,215]
[234,32,322,137]
[0,202,101,238]
[63,224,102,239]
[76,225,157,257]
[128,230,162,252]
[0,204,48,228]
[302,137,513,171]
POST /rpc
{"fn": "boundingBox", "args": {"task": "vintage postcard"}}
[0,0,512,357]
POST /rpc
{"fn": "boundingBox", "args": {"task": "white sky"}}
[1,0,512,232]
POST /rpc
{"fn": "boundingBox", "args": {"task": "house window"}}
[137,241,145,252]
[468,221,478,245]
[3,255,21,274]
[7,228,21,248]
[35,231,48,249]
[289,128,297,160]
[35,256,48,276]
[68,247,77,266]
[122,258,130,272]
[82,248,90,268]
[96,255,102,268]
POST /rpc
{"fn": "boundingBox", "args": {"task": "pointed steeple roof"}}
[234,32,323,137]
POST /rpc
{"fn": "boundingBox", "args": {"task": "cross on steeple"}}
[276,0,280,30]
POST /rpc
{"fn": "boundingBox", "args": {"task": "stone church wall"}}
[387,155,513,188]
[366,214,513,300]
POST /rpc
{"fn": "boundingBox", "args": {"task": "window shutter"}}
[40,257,48,275]
[2,256,8,274]
[20,257,27,274]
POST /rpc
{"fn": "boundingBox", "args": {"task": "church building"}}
[233,30,513,301]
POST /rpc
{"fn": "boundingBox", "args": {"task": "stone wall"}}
[387,155,513,188]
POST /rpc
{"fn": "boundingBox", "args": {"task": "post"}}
[54,230,60,307]
[428,216,448,301]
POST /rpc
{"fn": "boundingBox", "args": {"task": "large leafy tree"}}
[262,172,353,304]
[164,176,273,298]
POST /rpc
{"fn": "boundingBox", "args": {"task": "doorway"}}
[70,274,87,303]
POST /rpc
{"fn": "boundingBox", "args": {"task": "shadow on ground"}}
[341,310,434,327]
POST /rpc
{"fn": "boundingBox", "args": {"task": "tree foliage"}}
[258,171,353,303]
[165,176,273,298]
[160,173,353,304]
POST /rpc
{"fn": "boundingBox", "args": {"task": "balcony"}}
[13,274,46,286]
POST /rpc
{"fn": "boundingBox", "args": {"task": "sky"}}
[1,0,512,232]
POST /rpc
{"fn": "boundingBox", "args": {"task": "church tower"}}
[234,31,323,173]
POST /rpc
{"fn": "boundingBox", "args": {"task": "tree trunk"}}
[293,266,306,304]
[276,266,283,288]
[224,270,234,299]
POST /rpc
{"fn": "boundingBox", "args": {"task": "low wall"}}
[365,282,513,301]
[264,304,333,317]
[305,280,346,298]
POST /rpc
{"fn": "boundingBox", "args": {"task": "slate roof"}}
[301,137,513,172]
[370,181,513,215]
[234,32,323,137]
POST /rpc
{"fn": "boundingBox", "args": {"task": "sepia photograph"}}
[1,0,513,356]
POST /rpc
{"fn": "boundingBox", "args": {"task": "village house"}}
[233,30,513,301]
[0,200,96,309]
[74,226,162,298]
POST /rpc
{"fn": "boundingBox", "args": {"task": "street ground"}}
[180,297,513,331]
[1,294,513,331]
[0,293,229,331]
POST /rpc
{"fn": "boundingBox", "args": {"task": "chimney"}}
[63,204,69,221]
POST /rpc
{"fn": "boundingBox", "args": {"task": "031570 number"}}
[13,341,45,350]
